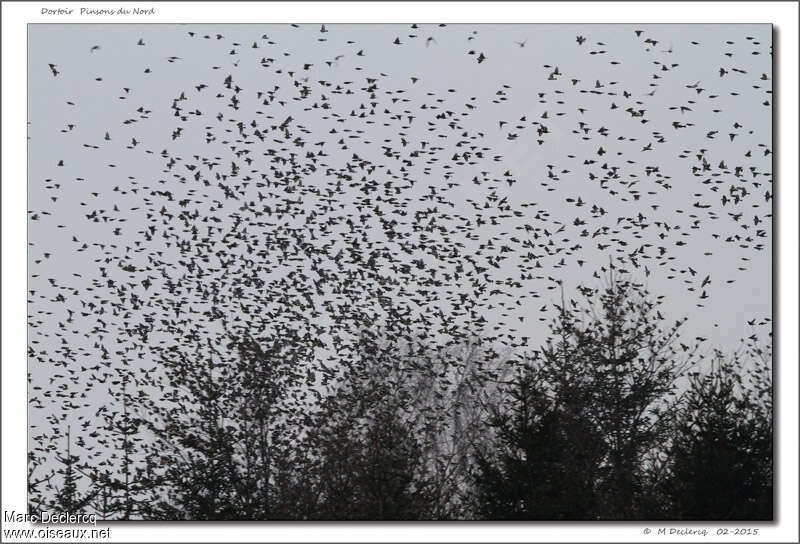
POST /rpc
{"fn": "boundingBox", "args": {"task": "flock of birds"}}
[28,24,771,492]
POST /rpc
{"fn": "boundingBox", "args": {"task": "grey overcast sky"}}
[28,23,771,459]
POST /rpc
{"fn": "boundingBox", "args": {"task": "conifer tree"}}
[665,345,772,520]
[473,271,695,520]
[50,427,97,514]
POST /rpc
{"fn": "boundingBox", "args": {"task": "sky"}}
[27,23,772,487]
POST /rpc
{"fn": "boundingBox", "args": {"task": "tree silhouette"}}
[302,332,437,520]
[473,271,697,520]
[137,333,308,520]
[664,345,772,520]
[306,398,433,520]
[473,367,603,519]
[555,271,694,519]
[46,427,98,515]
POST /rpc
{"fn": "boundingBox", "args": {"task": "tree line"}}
[28,274,772,520]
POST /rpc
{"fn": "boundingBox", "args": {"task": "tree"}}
[302,332,437,520]
[306,399,433,520]
[664,343,772,520]
[45,427,97,515]
[138,332,308,520]
[556,271,694,519]
[399,337,512,519]
[473,366,604,519]
[473,271,695,520]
